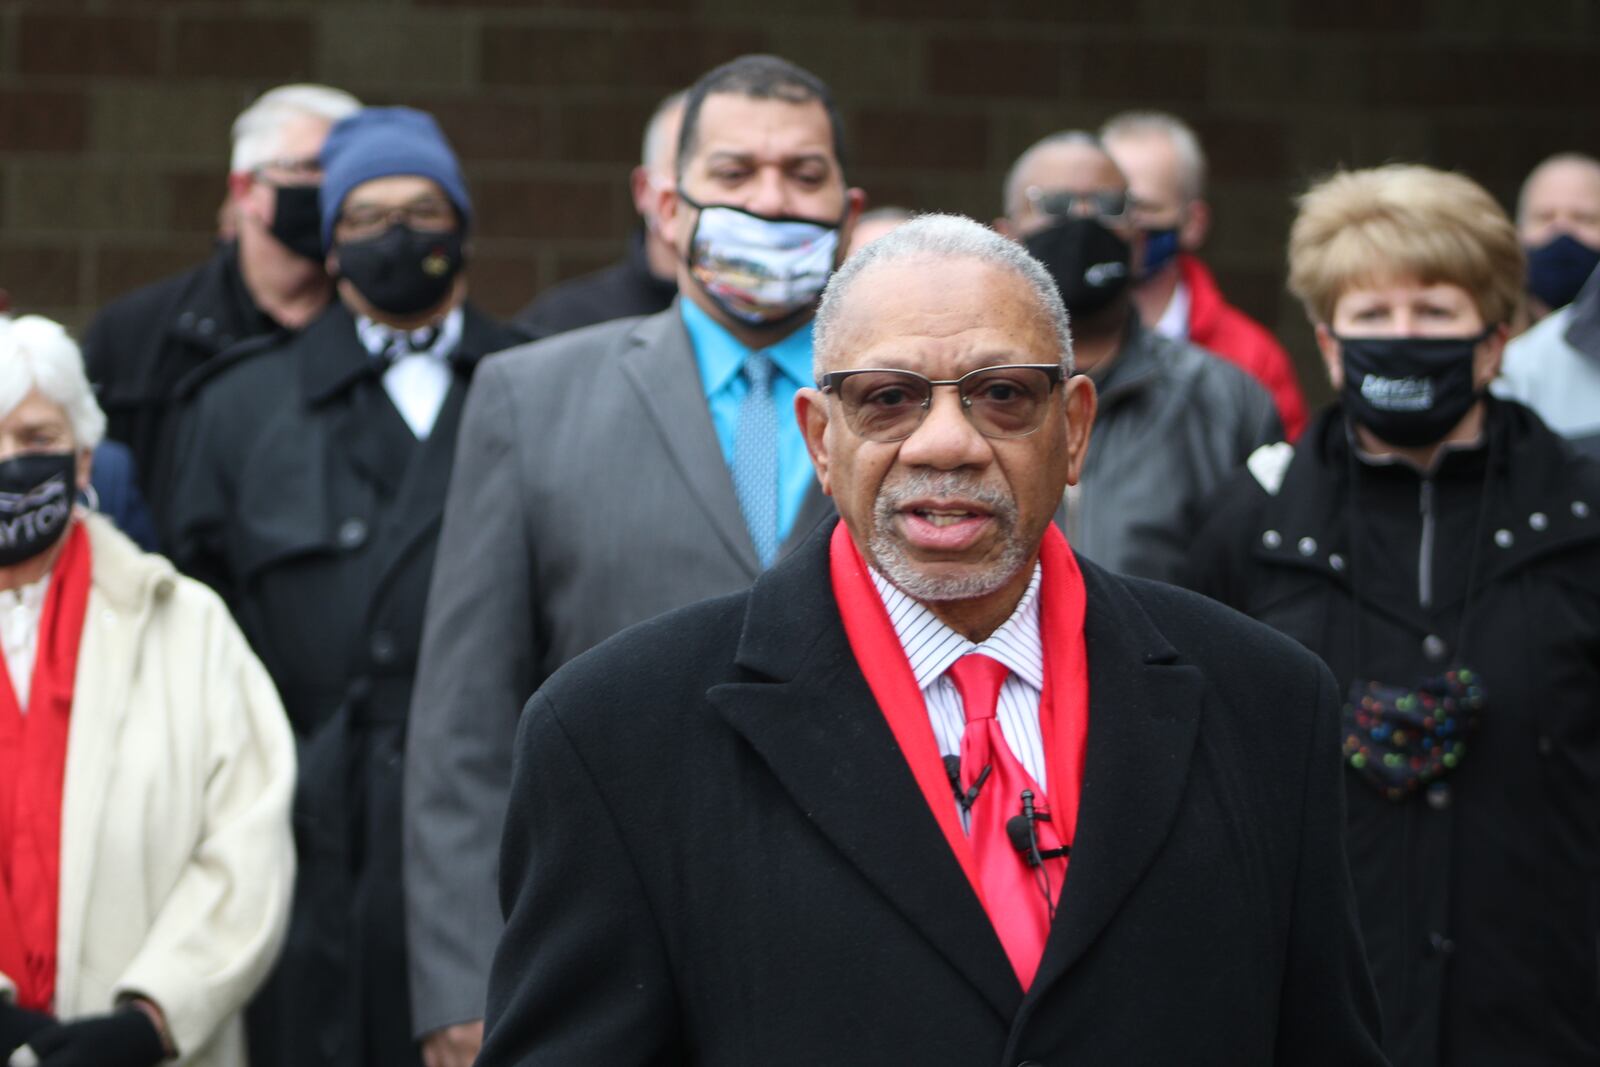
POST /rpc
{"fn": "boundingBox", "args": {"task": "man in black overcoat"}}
[167,107,524,1067]
[479,215,1386,1065]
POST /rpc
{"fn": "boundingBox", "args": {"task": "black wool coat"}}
[1187,399,1600,1066]
[82,243,286,529]
[166,299,526,1067]
[479,520,1386,1066]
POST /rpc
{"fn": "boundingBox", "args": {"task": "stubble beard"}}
[868,470,1029,602]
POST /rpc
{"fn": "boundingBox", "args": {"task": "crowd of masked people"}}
[0,53,1596,1067]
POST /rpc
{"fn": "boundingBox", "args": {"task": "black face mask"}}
[336,225,464,317]
[0,452,76,567]
[268,184,325,262]
[1023,217,1131,317]
[1336,329,1492,447]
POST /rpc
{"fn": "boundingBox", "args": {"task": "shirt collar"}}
[679,296,816,394]
[868,563,1046,692]
[356,305,464,362]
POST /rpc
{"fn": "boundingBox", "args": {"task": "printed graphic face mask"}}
[1023,217,1132,317]
[1336,330,1492,447]
[681,196,842,327]
[336,225,464,317]
[0,451,76,566]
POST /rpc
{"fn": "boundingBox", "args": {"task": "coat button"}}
[370,631,398,666]
[1297,536,1317,556]
[1493,528,1514,548]
[337,517,369,549]
[1425,931,1456,957]
[1574,500,1591,519]
[1328,552,1345,572]
[1425,782,1452,810]
[177,310,195,329]
[1528,511,1548,531]
[1421,634,1448,662]
[197,316,216,335]
[1261,529,1282,549]
[1538,735,1553,756]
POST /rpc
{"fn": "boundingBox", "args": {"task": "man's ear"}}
[1062,374,1097,486]
[796,387,834,497]
[992,216,1014,239]
[656,180,687,249]
[1180,198,1211,251]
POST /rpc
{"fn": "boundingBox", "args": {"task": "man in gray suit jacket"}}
[403,55,864,1067]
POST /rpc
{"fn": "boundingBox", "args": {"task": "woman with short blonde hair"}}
[1189,164,1600,1065]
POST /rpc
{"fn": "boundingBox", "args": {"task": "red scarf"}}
[829,521,1089,978]
[0,522,91,1012]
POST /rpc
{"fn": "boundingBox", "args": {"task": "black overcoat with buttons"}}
[1186,398,1600,1067]
[82,243,288,533]
[165,298,526,1067]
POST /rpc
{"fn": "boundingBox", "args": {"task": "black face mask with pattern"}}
[336,224,464,316]
[1336,329,1492,448]
[0,451,76,566]
[1023,217,1132,317]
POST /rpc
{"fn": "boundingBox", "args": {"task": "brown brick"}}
[552,98,657,167]
[7,166,173,235]
[852,108,989,172]
[463,248,543,320]
[551,246,621,283]
[480,24,767,90]
[174,16,313,79]
[473,177,628,242]
[168,171,230,235]
[0,245,82,309]
[94,239,213,305]
[1077,40,1208,101]
[860,0,1132,22]
[1193,118,1289,185]
[316,12,470,89]
[1207,41,1364,108]
[1293,0,1424,31]
[926,38,1069,100]
[0,90,89,153]
[414,97,548,164]
[18,14,163,78]
[424,0,692,9]
[89,86,241,160]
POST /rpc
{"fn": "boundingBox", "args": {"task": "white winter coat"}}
[0,514,295,1065]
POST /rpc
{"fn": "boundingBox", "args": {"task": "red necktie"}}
[949,652,1052,987]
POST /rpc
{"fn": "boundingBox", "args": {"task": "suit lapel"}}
[1027,562,1204,996]
[619,307,762,577]
[707,527,1022,1022]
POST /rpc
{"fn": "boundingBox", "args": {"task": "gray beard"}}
[868,470,1028,602]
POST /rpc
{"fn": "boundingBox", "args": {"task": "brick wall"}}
[1,0,1597,402]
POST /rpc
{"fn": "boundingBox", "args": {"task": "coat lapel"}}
[1026,561,1204,997]
[706,527,1022,1023]
[619,307,763,577]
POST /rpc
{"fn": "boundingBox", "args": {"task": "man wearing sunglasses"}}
[404,54,861,1067]
[81,84,361,534]
[479,214,1384,1063]
[997,132,1280,584]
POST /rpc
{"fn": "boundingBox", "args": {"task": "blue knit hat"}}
[319,107,472,246]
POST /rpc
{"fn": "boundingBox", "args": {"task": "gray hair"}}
[1516,151,1600,226]
[231,83,362,173]
[1100,110,1207,202]
[815,213,1074,377]
[0,315,106,450]
[1001,130,1105,219]
[641,90,688,174]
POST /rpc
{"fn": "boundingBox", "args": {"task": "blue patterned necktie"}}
[733,351,779,568]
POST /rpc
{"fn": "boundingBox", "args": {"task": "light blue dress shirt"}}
[681,298,817,543]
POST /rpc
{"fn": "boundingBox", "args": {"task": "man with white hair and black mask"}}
[82,83,360,531]
[478,213,1383,1064]
[512,90,686,340]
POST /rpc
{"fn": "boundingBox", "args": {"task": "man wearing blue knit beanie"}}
[165,106,526,1067]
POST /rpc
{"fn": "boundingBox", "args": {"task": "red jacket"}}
[1181,254,1308,441]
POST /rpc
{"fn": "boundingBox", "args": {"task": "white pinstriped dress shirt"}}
[868,564,1047,829]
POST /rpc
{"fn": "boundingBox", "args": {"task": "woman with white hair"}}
[0,315,295,1067]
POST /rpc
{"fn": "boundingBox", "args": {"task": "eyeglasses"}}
[337,198,457,240]
[252,156,323,181]
[1025,186,1137,222]
[817,364,1064,442]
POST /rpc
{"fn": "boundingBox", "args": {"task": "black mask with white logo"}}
[0,451,76,566]
[336,224,464,317]
[1023,217,1131,317]
[1336,329,1492,447]
[269,184,326,262]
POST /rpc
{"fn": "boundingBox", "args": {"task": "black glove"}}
[19,1008,166,1067]
[0,1001,54,1056]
